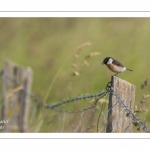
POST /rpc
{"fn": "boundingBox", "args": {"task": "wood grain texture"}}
[106,76,135,133]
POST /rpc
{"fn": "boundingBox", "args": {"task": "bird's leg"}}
[114,72,118,76]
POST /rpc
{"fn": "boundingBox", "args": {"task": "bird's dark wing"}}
[113,59,124,67]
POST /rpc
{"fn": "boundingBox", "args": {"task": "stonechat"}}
[102,57,133,76]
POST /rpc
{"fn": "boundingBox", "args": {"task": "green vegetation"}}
[0,18,150,132]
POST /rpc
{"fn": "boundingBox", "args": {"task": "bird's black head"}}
[101,57,112,65]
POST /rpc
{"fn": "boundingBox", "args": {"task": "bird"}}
[101,57,133,76]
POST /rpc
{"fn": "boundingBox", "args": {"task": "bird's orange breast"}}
[107,63,123,73]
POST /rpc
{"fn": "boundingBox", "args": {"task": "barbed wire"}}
[109,88,150,132]
[0,70,108,112]
[0,69,150,133]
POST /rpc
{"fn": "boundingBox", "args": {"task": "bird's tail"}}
[127,68,133,71]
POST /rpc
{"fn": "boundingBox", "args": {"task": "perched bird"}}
[101,57,133,76]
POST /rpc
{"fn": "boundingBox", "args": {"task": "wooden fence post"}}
[106,76,135,133]
[1,60,32,132]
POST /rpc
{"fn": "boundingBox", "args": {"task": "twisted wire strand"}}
[44,91,108,113]
[109,88,150,133]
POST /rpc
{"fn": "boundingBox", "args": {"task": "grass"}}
[0,18,150,132]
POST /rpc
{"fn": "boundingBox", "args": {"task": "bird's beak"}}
[101,62,104,65]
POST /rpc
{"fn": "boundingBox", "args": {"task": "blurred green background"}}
[0,18,150,132]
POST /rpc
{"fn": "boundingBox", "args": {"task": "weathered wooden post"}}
[1,60,32,132]
[106,76,135,133]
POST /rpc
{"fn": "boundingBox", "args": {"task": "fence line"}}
[0,69,150,133]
